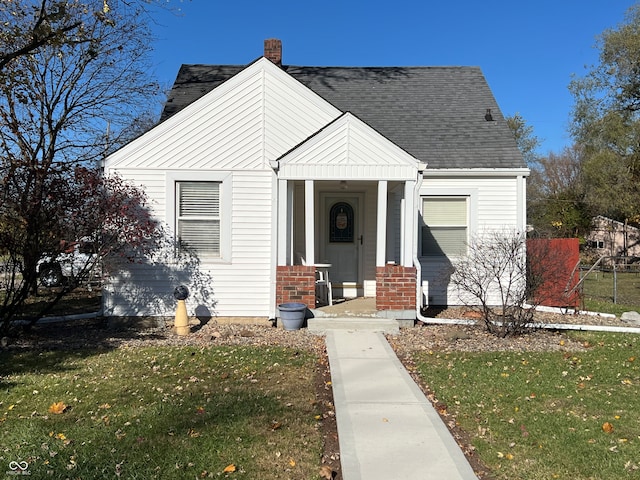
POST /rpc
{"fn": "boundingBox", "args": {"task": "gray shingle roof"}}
[161,61,525,169]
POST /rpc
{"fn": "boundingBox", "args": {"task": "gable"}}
[275,113,422,180]
[104,58,341,171]
[161,63,526,170]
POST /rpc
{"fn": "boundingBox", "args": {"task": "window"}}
[421,197,468,256]
[176,181,221,257]
[329,202,354,243]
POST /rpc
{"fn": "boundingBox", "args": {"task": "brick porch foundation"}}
[376,264,417,311]
[275,265,315,309]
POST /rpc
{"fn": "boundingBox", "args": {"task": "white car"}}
[37,241,100,287]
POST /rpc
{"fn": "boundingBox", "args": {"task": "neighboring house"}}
[586,215,640,258]
[102,39,528,321]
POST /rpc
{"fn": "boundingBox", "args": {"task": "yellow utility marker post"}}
[173,285,190,336]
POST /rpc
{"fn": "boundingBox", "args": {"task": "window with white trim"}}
[421,196,468,256]
[176,181,221,257]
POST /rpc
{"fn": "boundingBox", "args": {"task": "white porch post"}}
[376,180,388,267]
[304,179,315,265]
[402,180,416,267]
[276,179,293,266]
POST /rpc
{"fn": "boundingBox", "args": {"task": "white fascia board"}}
[105,58,341,171]
[424,168,531,177]
[278,112,419,180]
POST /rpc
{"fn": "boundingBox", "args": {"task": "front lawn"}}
[413,331,640,479]
[1,345,326,479]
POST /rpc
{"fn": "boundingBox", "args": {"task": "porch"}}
[269,112,426,320]
[274,179,420,320]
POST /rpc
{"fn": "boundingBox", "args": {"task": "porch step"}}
[307,317,400,334]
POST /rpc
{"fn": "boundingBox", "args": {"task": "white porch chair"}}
[296,253,333,306]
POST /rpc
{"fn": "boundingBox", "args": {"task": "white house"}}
[102,39,528,322]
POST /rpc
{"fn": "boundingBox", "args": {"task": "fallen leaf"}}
[223,464,236,473]
[602,422,614,433]
[48,402,67,414]
[319,465,334,479]
[288,458,296,467]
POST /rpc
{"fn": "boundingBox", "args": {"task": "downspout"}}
[269,160,281,321]
[413,255,476,326]
[411,164,475,325]
[413,167,477,326]
[410,173,640,329]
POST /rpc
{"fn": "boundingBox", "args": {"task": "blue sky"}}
[149,0,637,155]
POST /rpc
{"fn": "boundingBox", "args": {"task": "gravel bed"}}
[4,306,636,354]
[4,318,325,354]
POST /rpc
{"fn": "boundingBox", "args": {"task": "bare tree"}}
[0,1,163,333]
[0,1,167,72]
[450,230,569,337]
[527,145,592,237]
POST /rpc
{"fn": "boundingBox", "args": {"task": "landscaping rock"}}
[444,327,472,342]
[620,311,640,325]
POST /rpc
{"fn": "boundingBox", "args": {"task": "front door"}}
[320,194,363,298]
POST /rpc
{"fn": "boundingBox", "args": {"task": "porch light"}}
[339,180,348,190]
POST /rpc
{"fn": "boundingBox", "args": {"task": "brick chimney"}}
[264,38,282,67]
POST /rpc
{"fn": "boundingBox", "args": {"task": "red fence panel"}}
[527,238,581,308]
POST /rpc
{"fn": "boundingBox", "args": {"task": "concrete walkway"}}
[325,329,478,480]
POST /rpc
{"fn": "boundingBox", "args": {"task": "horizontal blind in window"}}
[423,197,466,225]
[177,182,221,257]
[422,226,467,256]
[422,197,468,256]
[179,182,219,217]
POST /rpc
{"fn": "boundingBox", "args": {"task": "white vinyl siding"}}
[418,176,525,306]
[103,170,274,318]
[422,197,468,256]
[176,181,221,257]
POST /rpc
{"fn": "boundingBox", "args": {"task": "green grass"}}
[413,331,640,479]
[581,271,640,315]
[0,346,325,479]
